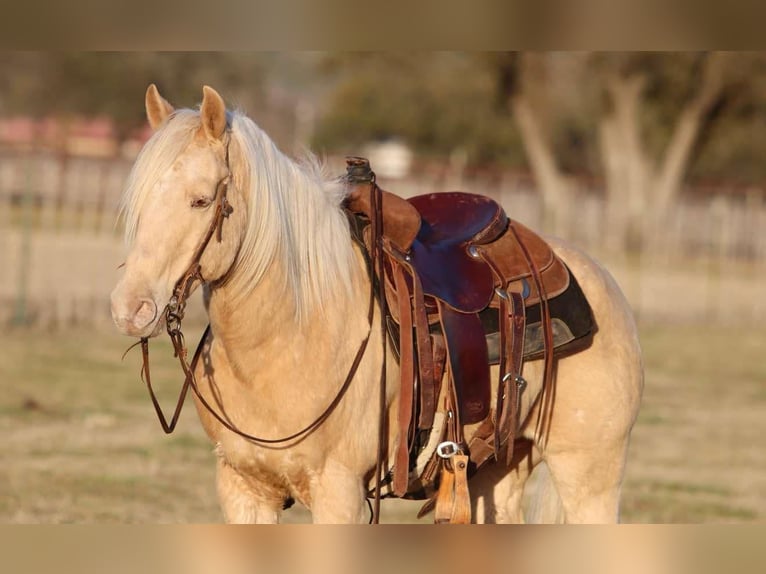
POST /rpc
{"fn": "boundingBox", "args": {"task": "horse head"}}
[111,85,246,337]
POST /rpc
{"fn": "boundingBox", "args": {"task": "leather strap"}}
[466,416,496,469]
[136,329,203,434]
[437,301,490,426]
[433,455,471,524]
[451,454,471,524]
[434,461,455,523]
[495,290,526,465]
[411,271,436,430]
[137,278,375,447]
[509,222,554,446]
[369,177,389,524]
[392,264,415,496]
[426,334,446,429]
[381,245,437,432]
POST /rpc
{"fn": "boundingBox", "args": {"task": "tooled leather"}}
[478,219,556,281]
[345,183,421,252]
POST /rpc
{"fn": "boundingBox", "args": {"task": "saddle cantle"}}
[344,157,594,519]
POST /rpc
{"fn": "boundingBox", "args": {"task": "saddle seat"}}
[407,192,507,314]
[410,192,508,246]
[407,192,570,314]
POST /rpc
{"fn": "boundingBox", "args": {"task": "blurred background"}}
[1,52,764,523]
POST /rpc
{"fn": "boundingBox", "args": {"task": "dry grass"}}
[620,323,766,523]
[1,322,764,523]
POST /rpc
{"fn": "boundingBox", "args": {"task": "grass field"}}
[2,322,764,523]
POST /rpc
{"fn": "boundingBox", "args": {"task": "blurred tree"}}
[312,53,524,168]
[4,51,765,239]
[594,52,733,249]
[485,52,577,234]
[488,51,766,250]
[314,52,766,249]
[0,53,268,143]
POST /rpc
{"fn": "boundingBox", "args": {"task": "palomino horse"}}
[111,84,643,523]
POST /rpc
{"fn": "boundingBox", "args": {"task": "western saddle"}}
[343,157,594,523]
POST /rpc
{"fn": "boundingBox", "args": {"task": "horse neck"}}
[206,244,370,361]
[207,260,299,348]
[205,140,371,380]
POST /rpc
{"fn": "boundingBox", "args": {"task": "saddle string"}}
[370,173,388,525]
[508,222,555,446]
[475,248,526,463]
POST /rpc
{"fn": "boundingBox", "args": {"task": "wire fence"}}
[2,149,766,329]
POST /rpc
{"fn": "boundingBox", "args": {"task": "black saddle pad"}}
[481,265,595,361]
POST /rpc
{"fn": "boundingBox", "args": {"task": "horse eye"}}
[191,197,212,209]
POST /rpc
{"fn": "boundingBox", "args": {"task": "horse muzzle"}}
[110,288,164,338]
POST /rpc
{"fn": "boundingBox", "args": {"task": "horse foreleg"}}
[216,457,282,524]
[308,459,368,524]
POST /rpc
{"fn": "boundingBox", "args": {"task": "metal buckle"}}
[497,283,531,300]
[501,372,528,393]
[436,441,461,459]
[521,278,530,299]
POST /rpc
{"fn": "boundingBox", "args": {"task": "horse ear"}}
[200,85,227,141]
[145,84,174,130]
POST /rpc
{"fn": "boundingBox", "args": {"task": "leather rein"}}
[136,139,378,452]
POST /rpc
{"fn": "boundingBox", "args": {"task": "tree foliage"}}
[0,52,268,139]
[314,52,766,188]
[312,53,524,167]
[2,52,765,188]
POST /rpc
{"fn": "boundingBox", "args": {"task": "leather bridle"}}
[137,137,234,434]
[135,137,377,454]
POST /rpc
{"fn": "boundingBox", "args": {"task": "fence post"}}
[12,154,34,326]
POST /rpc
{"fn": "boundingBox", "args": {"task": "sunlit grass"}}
[2,323,764,523]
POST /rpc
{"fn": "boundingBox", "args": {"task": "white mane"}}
[120,108,357,321]
[227,111,357,319]
[120,109,201,245]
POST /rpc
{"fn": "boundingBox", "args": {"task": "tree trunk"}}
[598,53,728,253]
[654,53,727,213]
[599,74,652,251]
[510,91,570,235]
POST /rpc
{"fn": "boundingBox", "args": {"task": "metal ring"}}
[436,441,461,459]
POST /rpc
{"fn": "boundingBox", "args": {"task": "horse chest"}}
[216,437,318,503]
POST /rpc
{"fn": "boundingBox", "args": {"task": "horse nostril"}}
[133,299,158,330]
